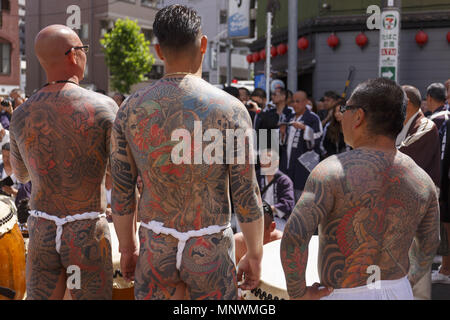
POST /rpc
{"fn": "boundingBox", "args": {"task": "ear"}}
[353,108,365,129]
[66,50,77,65]
[200,35,208,54]
[155,44,165,61]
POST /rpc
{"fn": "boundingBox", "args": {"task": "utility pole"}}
[265,12,272,104]
[226,38,233,86]
[288,0,298,92]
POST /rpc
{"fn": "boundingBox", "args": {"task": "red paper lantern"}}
[252,52,261,63]
[327,33,339,49]
[446,31,450,43]
[270,46,278,58]
[246,54,253,63]
[260,49,266,60]
[415,30,428,46]
[297,37,309,50]
[277,43,288,56]
[355,32,368,48]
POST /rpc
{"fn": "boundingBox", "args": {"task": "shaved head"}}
[35,24,86,81]
[35,25,82,67]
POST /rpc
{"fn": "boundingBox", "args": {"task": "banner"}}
[228,0,251,39]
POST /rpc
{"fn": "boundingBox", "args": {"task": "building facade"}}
[25,0,161,96]
[250,0,450,99]
[0,0,21,97]
[158,0,254,84]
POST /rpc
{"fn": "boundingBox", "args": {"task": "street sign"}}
[228,0,251,39]
[379,9,400,82]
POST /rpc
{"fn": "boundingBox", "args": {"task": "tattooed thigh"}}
[180,228,238,300]
[59,218,113,300]
[134,228,181,300]
[26,216,66,300]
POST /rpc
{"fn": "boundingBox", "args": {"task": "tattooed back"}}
[114,75,258,231]
[316,149,438,288]
[10,86,118,216]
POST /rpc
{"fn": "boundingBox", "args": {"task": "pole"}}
[226,39,233,86]
[379,0,401,83]
[288,0,298,93]
[216,41,220,84]
[265,12,272,105]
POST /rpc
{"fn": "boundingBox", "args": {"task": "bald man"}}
[279,91,323,203]
[9,25,118,299]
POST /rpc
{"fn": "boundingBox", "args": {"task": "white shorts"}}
[320,276,413,300]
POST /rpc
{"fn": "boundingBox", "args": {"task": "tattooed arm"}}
[10,109,30,183]
[111,102,139,281]
[281,162,334,299]
[229,103,264,290]
[408,192,440,286]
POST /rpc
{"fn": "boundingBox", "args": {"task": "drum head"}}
[0,199,16,237]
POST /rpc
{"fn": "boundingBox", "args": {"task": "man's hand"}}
[292,122,306,130]
[246,101,261,114]
[237,253,262,290]
[120,251,139,282]
[291,283,334,300]
[2,186,18,197]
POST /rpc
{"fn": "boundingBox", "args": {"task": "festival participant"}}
[110,5,264,300]
[281,78,440,300]
[9,25,118,299]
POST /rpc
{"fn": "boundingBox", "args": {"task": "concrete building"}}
[25,0,162,96]
[18,0,25,91]
[250,0,450,100]
[158,0,254,85]
[0,0,21,97]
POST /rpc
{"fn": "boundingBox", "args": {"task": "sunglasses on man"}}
[65,45,89,56]
[339,104,365,113]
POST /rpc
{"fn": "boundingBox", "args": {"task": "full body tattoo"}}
[10,86,118,299]
[111,75,263,300]
[281,149,440,299]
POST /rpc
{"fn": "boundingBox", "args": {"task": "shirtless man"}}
[110,5,263,300]
[10,25,118,299]
[281,78,440,300]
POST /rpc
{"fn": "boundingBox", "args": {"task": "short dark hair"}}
[276,88,287,100]
[153,5,202,49]
[251,88,266,99]
[223,86,240,99]
[402,85,422,109]
[349,78,406,139]
[324,91,340,101]
[427,83,446,103]
[238,87,250,96]
[2,143,10,151]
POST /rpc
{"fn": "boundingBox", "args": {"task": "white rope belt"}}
[30,210,106,254]
[140,220,231,270]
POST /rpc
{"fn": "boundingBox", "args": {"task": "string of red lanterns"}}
[247,30,449,64]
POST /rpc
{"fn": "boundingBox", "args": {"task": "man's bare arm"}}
[408,192,440,286]
[281,163,334,299]
[10,110,30,183]
[229,103,264,289]
[111,102,138,253]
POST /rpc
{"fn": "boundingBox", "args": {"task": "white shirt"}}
[287,115,303,169]
[396,110,420,148]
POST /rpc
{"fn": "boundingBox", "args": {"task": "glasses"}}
[339,104,365,113]
[65,45,89,55]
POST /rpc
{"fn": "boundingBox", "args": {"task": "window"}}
[219,10,227,25]
[1,0,11,12]
[0,42,11,75]
[141,0,157,8]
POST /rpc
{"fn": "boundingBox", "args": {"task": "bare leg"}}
[439,223,450,275]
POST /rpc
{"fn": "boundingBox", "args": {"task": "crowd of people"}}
[1,4,449,301]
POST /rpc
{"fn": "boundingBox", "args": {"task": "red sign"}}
[381,48,396,55]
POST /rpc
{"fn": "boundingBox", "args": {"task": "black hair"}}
[223,86,240,99]
[251,88,266,99]
[427,83,446,103]
[2,143,10,151]
[324,91,340,101]
[349,78,406,139]
[153,5,202,49]
[238,87,250,96]
[95,89,106,95]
